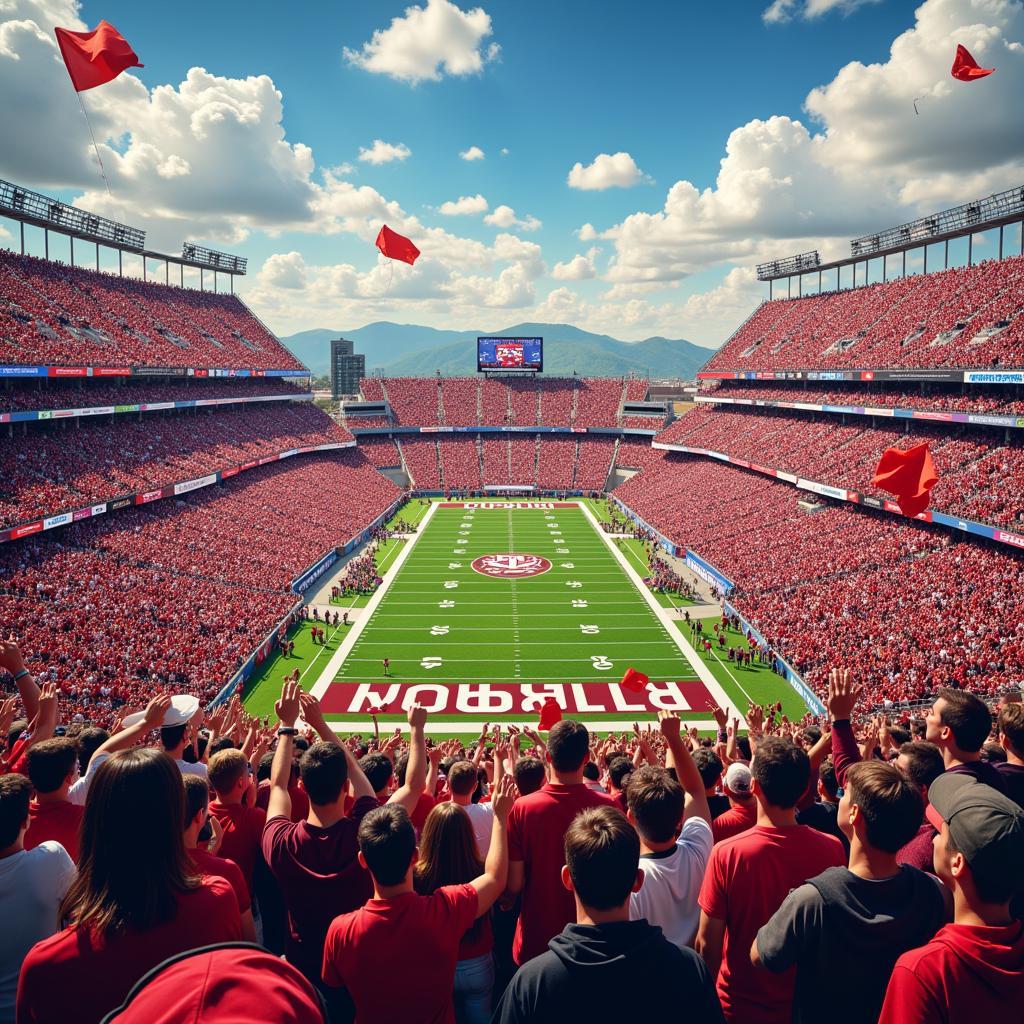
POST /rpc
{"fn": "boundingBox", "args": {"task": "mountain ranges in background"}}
[277,322,715,380]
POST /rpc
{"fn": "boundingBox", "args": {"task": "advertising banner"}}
[685,550,734,593]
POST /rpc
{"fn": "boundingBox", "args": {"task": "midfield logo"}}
[471,553,552,578]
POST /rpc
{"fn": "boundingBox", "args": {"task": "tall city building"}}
[330,338,365,399]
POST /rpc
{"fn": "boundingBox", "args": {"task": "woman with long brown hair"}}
[16,747,241,1024]
[415,801,496,1024]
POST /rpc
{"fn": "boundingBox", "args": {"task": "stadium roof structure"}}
[758,184,1024,297]
[0,177,246,292]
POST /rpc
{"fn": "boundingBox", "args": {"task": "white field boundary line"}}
[576,501,748,729]
[330,719,722,735]
[310,501,440,701]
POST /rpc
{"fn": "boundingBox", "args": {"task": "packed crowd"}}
[703,379,1024,417]
[0,378,311,414]
[657,405,1024,529]
[0,249,304,370]
[359,376,647,429]
[331,551,383,597]
[616,453,1024,708]
[0,452,400,722]
[705,255,1024,372]
[0,658,1020,1024]
[0,403,353,529]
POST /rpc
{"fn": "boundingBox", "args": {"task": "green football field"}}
[308,501,739,731]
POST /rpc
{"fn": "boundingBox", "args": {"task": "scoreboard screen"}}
[477,337,543,373]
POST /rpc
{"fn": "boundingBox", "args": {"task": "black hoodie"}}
[492,919,723,1024]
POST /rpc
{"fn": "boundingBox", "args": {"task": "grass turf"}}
[242,498,815,732]
[323,503,707,722]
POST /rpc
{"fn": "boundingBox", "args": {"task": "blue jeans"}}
[453,953,494,1024]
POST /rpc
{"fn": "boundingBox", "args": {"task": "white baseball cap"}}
[120,694,200,730]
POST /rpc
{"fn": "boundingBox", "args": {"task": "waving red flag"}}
[537,697,562,731]
[375,225,421,266]
[55,21,143,92]
[951,44,994,82]
[872,442,938,518]
[620,667,650,694]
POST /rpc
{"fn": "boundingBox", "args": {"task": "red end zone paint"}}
[320,680,717,716]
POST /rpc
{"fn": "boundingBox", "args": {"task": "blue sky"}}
[1,0,1022,343]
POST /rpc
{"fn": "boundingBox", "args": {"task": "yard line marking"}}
[310,502,439,700]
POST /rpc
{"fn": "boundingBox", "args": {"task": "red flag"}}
[54,21,143,93]
[375,225,420,266]
[537,697,562,731]
[620,667,650,694]
[951,44,994,82]
[872,442,938,518]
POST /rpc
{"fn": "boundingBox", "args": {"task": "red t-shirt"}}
[878,922,1024,1024]
[24,800,84,863]
[508,782,616,965]
[189,846,251,913]
[16,877,241,1024]
[697,823,846,1023]
[256,778,310,823]
[711,800,757,844]
[208,801,266,889]
[322,884,478,1024]
[261,797,378,981]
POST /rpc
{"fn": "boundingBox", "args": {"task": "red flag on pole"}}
[54,21,143,92]
[620,668,650,694]
[951,44,994,81]
[537,697,562,731]
[872,442,938,518]
[375,225,421,266]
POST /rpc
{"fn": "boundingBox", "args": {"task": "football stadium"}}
[2,2,1024,1022]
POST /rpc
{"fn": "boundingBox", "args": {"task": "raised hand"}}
[0,639,27,678]
[142,693,173,730]
[408,703,428,730]
[275,681,302,727]
[827,668,863,722]
[491,774,518,821]
[299,690,328,732]
[658,709,682,741]
[710,702,729,730]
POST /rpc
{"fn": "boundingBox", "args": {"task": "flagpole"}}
[76,91,111,196]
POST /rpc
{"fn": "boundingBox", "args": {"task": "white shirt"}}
[0,842,76,1022]
[175,758,209,779]
[629,816,714,949]
[459,801,495,858]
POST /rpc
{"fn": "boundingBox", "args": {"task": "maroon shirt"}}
[896,821,936,874]
[261,796,378,980]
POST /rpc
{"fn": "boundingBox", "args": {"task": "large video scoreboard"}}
[477,336,543,373]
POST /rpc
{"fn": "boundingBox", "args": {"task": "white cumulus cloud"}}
[343,0,500,84]
[552,248,600,281]
[567,151,648,191]
[483,204,541,231]
[358,140,411,165]
[438,193,489,216]
[459,145,485,161]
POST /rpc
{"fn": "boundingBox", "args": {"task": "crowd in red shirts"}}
[0,452,400,723]
[0,403,353,529]
[0,377,311,414]
[0,249,304,369]
[0,659,1021,1024]
[656,405,1024,530]
[616,453,1024,710]
[359,376,645,429]
[705,254,1024,371]
[705,379,1024,417]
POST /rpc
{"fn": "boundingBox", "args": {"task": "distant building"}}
[330,338,365,399]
